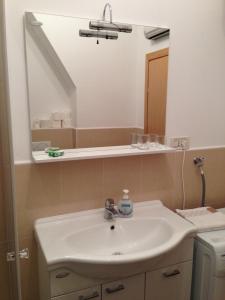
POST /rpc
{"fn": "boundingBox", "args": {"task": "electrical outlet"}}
[168,136,190,150]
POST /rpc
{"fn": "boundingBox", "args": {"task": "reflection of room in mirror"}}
[144,48,169,136]
[24,12,169,151]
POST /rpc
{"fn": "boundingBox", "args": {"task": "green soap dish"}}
[45,147,60,153]
[48,150,64,157]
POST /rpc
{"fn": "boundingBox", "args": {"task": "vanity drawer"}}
[50,268,101,297]
[52,286,101,300]
[102,273,145,300]
[145,261,192,300]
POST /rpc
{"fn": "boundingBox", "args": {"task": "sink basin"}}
[35,201,196,278]
[65,218,173,257]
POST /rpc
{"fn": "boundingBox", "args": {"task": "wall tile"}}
[14,147,225,300]
[184,148,225,208]
[139,152,183,210]
[32,128,75,149]
[15,163,62,240]
[61,159,104,211]
[15,160,105,241]
[102,156,141,201]
[76,128,137,148]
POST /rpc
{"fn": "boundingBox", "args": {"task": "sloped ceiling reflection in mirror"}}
[25,12,76,96]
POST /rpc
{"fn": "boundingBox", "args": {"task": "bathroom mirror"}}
[24,12,170,152]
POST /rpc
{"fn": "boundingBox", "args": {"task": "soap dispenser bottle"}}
[118,189,133,217]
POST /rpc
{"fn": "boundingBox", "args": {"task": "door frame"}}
[144,48,169,134]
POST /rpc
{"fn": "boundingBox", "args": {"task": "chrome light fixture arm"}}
[102,3,113,23]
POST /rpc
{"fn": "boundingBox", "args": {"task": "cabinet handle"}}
[79,291,99,300]
[105,284,125,294]
[163,269,180,278]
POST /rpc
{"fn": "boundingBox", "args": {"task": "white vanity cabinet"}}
[52,273,145,300]
[51,263,192,300]
[145,261,193,300]
[36,201,196,300]
[51,261,192,300]
[39,238,194,300]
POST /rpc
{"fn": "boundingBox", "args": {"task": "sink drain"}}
[112,251,123,256]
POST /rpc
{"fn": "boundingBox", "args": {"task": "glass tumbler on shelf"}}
[137,134,150,150]
[157,135,166,147]
[148,134,159,147]
[131,133,138,148]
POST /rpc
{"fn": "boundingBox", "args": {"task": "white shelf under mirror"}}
[32,145,175,163]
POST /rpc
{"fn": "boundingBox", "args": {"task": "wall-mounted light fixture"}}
[89,3,132,33]
[89,20,132,33]
[144,27,170,40]
[79,29,118,40]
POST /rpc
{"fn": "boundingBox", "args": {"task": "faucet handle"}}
[105,198,115,208]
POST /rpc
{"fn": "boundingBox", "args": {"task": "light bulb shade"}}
[89,20,132,33]
[79,29,118,40]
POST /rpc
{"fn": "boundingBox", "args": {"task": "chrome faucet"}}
[104,198,118,220]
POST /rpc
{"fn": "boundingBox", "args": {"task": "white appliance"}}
[192,208,225,300]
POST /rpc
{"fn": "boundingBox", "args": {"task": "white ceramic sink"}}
[35,201,196,278]
[65,218,173,257]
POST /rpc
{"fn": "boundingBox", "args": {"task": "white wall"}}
[35,13,138,128]
[25,23,74,127]
[4,0,225,162]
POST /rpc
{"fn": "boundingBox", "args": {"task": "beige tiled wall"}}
[32,127,144,149]
[76,128,143,148]
[32,128,75,149]
[184,148,225,208]
[15,147,225,300]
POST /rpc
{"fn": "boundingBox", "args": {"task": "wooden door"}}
[144,48,169,135]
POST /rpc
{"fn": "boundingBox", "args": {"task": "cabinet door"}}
[102,273,145,300]
[50,268,101,297]
[146,261,192,300]
[53,286,101,300]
